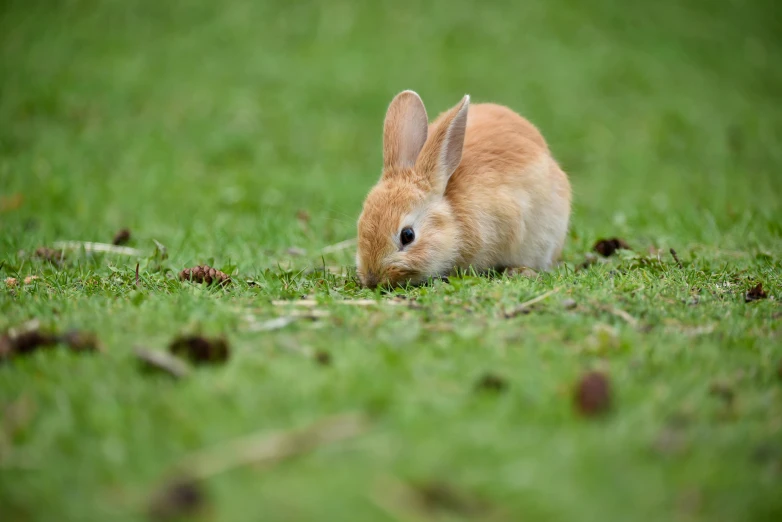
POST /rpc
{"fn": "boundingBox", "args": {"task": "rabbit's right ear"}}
[383,90,429,171]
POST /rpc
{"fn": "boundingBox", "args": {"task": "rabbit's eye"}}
[400,227,415,246]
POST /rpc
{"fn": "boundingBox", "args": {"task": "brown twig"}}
[134,347,190,379]
[603,305,639,327]
[272,299,406,307]
[52,240,144,257]
[670,248,683,269]
[135,262,140,287]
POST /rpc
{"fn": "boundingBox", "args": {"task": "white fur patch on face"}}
[383,196,457,281]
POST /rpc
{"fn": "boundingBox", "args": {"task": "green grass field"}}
[2,0,782,520]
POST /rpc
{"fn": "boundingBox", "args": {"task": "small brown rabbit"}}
[356,90,571,288]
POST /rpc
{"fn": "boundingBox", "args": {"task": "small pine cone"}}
[179,265,231,286]
[34,247,64,263]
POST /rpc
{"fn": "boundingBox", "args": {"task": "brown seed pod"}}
[574,371,612,417]
[112,228,131,245]
[179,265,231,286]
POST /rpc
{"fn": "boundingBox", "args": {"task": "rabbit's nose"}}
[363,272,379,289]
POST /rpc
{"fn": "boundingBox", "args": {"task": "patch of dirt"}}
[745,283,767,302]
[179,265,231,286]
[169,335,229,365]
[574,371,612,417]
[593,237,630,257]
[112,228,131,245]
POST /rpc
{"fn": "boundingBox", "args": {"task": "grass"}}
[1,0,781,520]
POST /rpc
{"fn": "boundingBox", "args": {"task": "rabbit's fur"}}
[356,90,571,288]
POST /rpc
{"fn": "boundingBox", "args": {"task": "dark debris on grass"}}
[574,371,612,417]
[313,349,332,366]
[112,227,131,245]
[474,372,508,393]
[411,480,489,517]
[0,327,101,362]
[148,477,206,522]
[744,283,768,302]
[593,237,631,257]
[169,335,229,365]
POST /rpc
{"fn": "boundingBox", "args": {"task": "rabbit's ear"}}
[383,90,429,170]
[415,95,469,193]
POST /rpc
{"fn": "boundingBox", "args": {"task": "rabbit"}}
[356,90,571,289]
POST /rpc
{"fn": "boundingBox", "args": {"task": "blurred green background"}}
[1,1,781,521]
[2,0,780,263]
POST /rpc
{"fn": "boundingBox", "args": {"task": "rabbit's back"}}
[440,103,571,270]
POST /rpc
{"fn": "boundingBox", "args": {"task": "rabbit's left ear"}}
[415,95,470,193]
